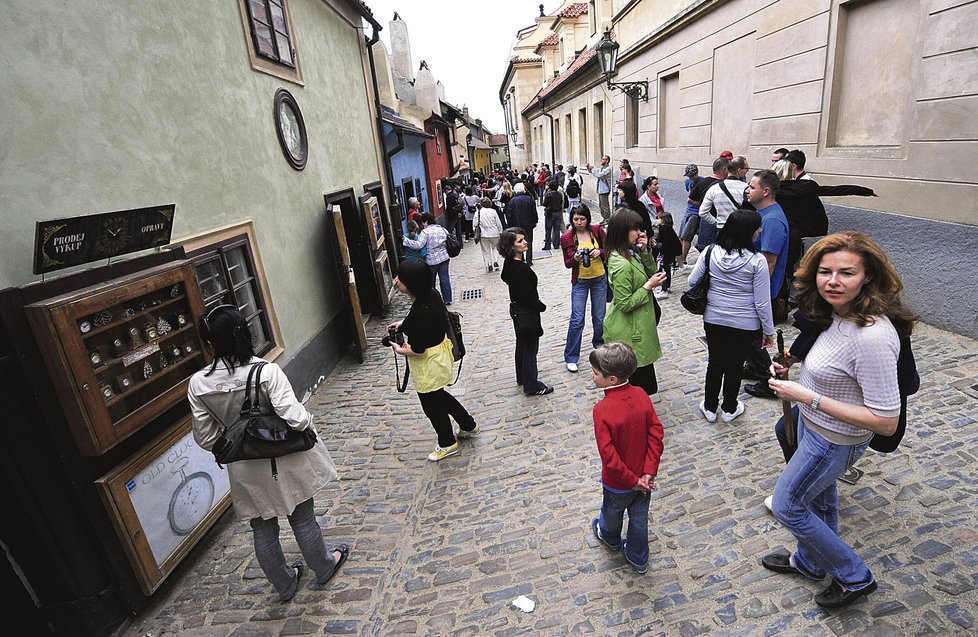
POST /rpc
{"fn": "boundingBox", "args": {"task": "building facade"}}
[502,0,978,338]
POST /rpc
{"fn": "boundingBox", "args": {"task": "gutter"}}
[362,10,404,262]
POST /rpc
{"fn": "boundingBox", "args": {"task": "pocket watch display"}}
[169,345,184,362]
[183,342,195,355]
[79,320,93,334]
[98,380,115,399]
[89,349,103,368]
[111,337,127,357]
[128,326,144,348]
[143,322,159,341]
[175,313,188,328]
[114,372,134,393]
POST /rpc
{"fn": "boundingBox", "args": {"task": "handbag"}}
[680,245,715,315]
[509,304,543,339]
[474,210,482,244]
[211,362,317,479]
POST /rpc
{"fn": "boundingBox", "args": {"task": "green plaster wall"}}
[0,0,382,364]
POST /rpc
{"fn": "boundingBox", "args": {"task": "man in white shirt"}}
[698,156,749,231]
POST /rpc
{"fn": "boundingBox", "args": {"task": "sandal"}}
[308,544,349,590]
[280,561,305,603]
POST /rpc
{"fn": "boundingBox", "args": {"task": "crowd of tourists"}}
[186,147,915,614]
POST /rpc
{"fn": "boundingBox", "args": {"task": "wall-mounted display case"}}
[25,261,208,456]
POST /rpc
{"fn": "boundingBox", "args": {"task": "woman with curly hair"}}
[760,232,916,610]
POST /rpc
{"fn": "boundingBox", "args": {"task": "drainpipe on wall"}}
[540,99,556,167]
[363,14,403,264]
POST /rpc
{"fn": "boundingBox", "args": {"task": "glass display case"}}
[26,261,208,455]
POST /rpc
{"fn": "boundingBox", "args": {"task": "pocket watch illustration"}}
[168,459,215,536]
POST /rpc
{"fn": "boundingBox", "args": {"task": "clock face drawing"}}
[168,467,215,536]
[96,216,129,253]
[273,88,307,170]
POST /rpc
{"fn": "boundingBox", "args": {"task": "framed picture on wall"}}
[96,416,231,594]
[435,181,444,211]
[361,196,384,250]
[373,250,395,306]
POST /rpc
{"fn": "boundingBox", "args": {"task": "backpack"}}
[566,177,581,198]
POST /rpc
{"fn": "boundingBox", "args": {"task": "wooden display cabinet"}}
[26,261,208,456]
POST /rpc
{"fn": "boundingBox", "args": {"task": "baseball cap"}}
[719,150,734,160]
[684,164,698,177]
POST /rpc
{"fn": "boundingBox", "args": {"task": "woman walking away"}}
[476,197,504,272]
[188,305,345,603]
[602,210,667,394]
[462,187,479,240]
[543,179,567,250]
[560,204,607,372]
[403,213,453,305]
[688,209,774,423]
[387,260,478,461]
[500,227,555,396]
[761,232,915,609]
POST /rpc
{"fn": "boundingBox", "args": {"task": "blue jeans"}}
[566,196,581,218]
[598,487,650,568]
[772,420,874,590]
[563,275,607,363]
[431,259,452,304]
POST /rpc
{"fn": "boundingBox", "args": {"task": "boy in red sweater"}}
[589,343,665,573]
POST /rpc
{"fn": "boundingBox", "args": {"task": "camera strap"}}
[393,350,410,393]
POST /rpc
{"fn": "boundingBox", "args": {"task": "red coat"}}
[593,384,664,490]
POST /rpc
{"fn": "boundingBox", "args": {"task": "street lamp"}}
[596,30,648,101]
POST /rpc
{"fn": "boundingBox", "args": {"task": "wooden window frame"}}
[236,0,304,86]
[168,221,285,362]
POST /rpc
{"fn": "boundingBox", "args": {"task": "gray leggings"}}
[249,498,337,600]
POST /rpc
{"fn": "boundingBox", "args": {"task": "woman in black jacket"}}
[617,178,655,235]
[499,227,554,396]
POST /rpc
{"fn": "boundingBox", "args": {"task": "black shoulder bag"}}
[212,362,318,479]
[680,245,715,315]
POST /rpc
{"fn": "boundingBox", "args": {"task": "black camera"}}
[381,326,404,347]
[578,249,591,268]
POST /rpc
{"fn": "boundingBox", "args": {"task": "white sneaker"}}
[653,289,670,300]
[721,401,746,423]
[698,400,717,423]
[677,264,692,274]
[764,495,774,513]
[566,362,579,372]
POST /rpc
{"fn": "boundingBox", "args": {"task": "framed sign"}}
[373,250,395,306]
[96,417,231,594]
[33,204,175,274]
[362,196,384,249]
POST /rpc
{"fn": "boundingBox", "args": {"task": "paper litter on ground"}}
[511,595,535,612]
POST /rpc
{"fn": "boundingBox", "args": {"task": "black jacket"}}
[501,258,546,312]
[507,193,538,229]
[776,180,874,238]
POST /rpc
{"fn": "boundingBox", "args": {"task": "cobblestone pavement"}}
[126,216,978,637]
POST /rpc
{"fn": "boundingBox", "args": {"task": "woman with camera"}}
[688,209,775,424]
[559,204,607,373]
[386,259,478,461]
[761,232,913,609]
[188,305,345,603]
[603,209,667,394]
[500,227,555,396]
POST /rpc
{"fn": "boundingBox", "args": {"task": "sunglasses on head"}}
[202,304,237,333]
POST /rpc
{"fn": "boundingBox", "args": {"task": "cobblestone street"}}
[126,222,978,637]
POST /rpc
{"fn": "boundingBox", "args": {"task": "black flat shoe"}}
[308,544,349,591]
[745,383,778,399]
[281,561,305,603]
[815,579,877,609]
[761,552,804,576]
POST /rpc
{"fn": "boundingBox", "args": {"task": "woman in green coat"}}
[603,209,668,394]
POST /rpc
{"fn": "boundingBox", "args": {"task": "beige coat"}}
[188,358,337,520]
